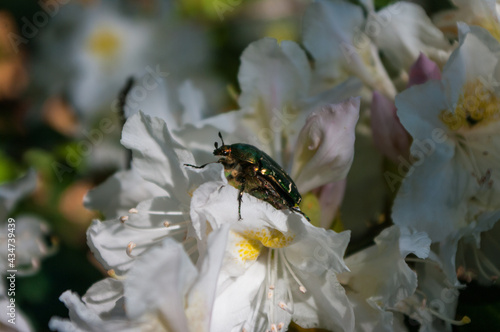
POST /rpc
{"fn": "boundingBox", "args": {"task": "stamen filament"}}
[281,250,307,293]
[427,307,471,326]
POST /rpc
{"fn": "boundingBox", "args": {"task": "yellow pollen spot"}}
[234,233,262,262]
[440,78,500,130]
[243,228,295,248]
[87,28,121,59]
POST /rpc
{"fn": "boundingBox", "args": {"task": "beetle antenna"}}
[218,132,225,146]
[214,142,218,149]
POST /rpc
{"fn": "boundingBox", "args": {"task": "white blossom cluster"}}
[47,0,500,331]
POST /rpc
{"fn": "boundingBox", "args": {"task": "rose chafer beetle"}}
[185,132,309,221]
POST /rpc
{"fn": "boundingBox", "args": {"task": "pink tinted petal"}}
[408,53,442,87]
[291,97,360,193]
[370,91,411,162]
[313,180,347,229]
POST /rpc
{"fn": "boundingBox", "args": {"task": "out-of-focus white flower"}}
[394,253,470,332]
[337,226,431,332]
[303,0,396,97]
[433,0,500,40]
[0,169,36,220]
[440,209,500,286]
[86,112,227,274]
[191,181,353,332]
[31,0,218,121]
[393,24,500,239]
[393,24,500,284]
[303,0,451,97]
[50,227,229,332]
[366,1,452,70]
[0,170,58,332]
[0,170,56,275]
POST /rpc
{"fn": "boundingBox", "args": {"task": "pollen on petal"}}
[233,233,263,262]
[243,228,295,248]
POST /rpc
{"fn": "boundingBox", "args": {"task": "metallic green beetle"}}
[185,132,308,220]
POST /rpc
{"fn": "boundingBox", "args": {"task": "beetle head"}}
[213,132,231,156]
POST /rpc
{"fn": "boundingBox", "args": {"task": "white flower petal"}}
[124,238,196,329]
[179,80,207,125]
[368,2,451,70]
[292,97,360,193]
[84,169,167,219]
[87,196,186,274]
[292,271,354,332]
[285,222,350,274]
[49,290,131,332]
[303,0,396,97]
[238,37,311,111]
[338,226,429,331]
[121,112,194,199]
[210,254,267,332]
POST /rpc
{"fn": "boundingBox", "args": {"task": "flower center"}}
[440,78,500,130]
[87,27,122,59]
[243,228,295,249]
[234,233,262,262]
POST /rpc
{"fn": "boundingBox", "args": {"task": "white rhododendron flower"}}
[0,170,55,275]
[50,227,228,332]
[365,1,452,70]
[337,226,431,332]
[0,170,57,332]
[191,182,354,332]
[31,1,217,119]
[393,24,500,241]
[394,254,470,332]
[303,0,451,97]
[303,0,396,97]
[433,0,500,40]
[393,24,500,290]
[439,209,500,286]
[86,112,227,274]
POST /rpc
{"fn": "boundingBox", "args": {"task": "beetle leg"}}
[184,162,213,169]
[237,178,246,221]
[290,207,311,221]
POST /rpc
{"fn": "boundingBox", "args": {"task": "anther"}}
[129,208,138,214]
[120,216,129,222]
[107,269,125,280]
[126,241,137,258]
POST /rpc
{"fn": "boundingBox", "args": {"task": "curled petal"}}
[292,97,360,193]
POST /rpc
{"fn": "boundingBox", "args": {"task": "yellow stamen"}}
[440,78,500,130]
